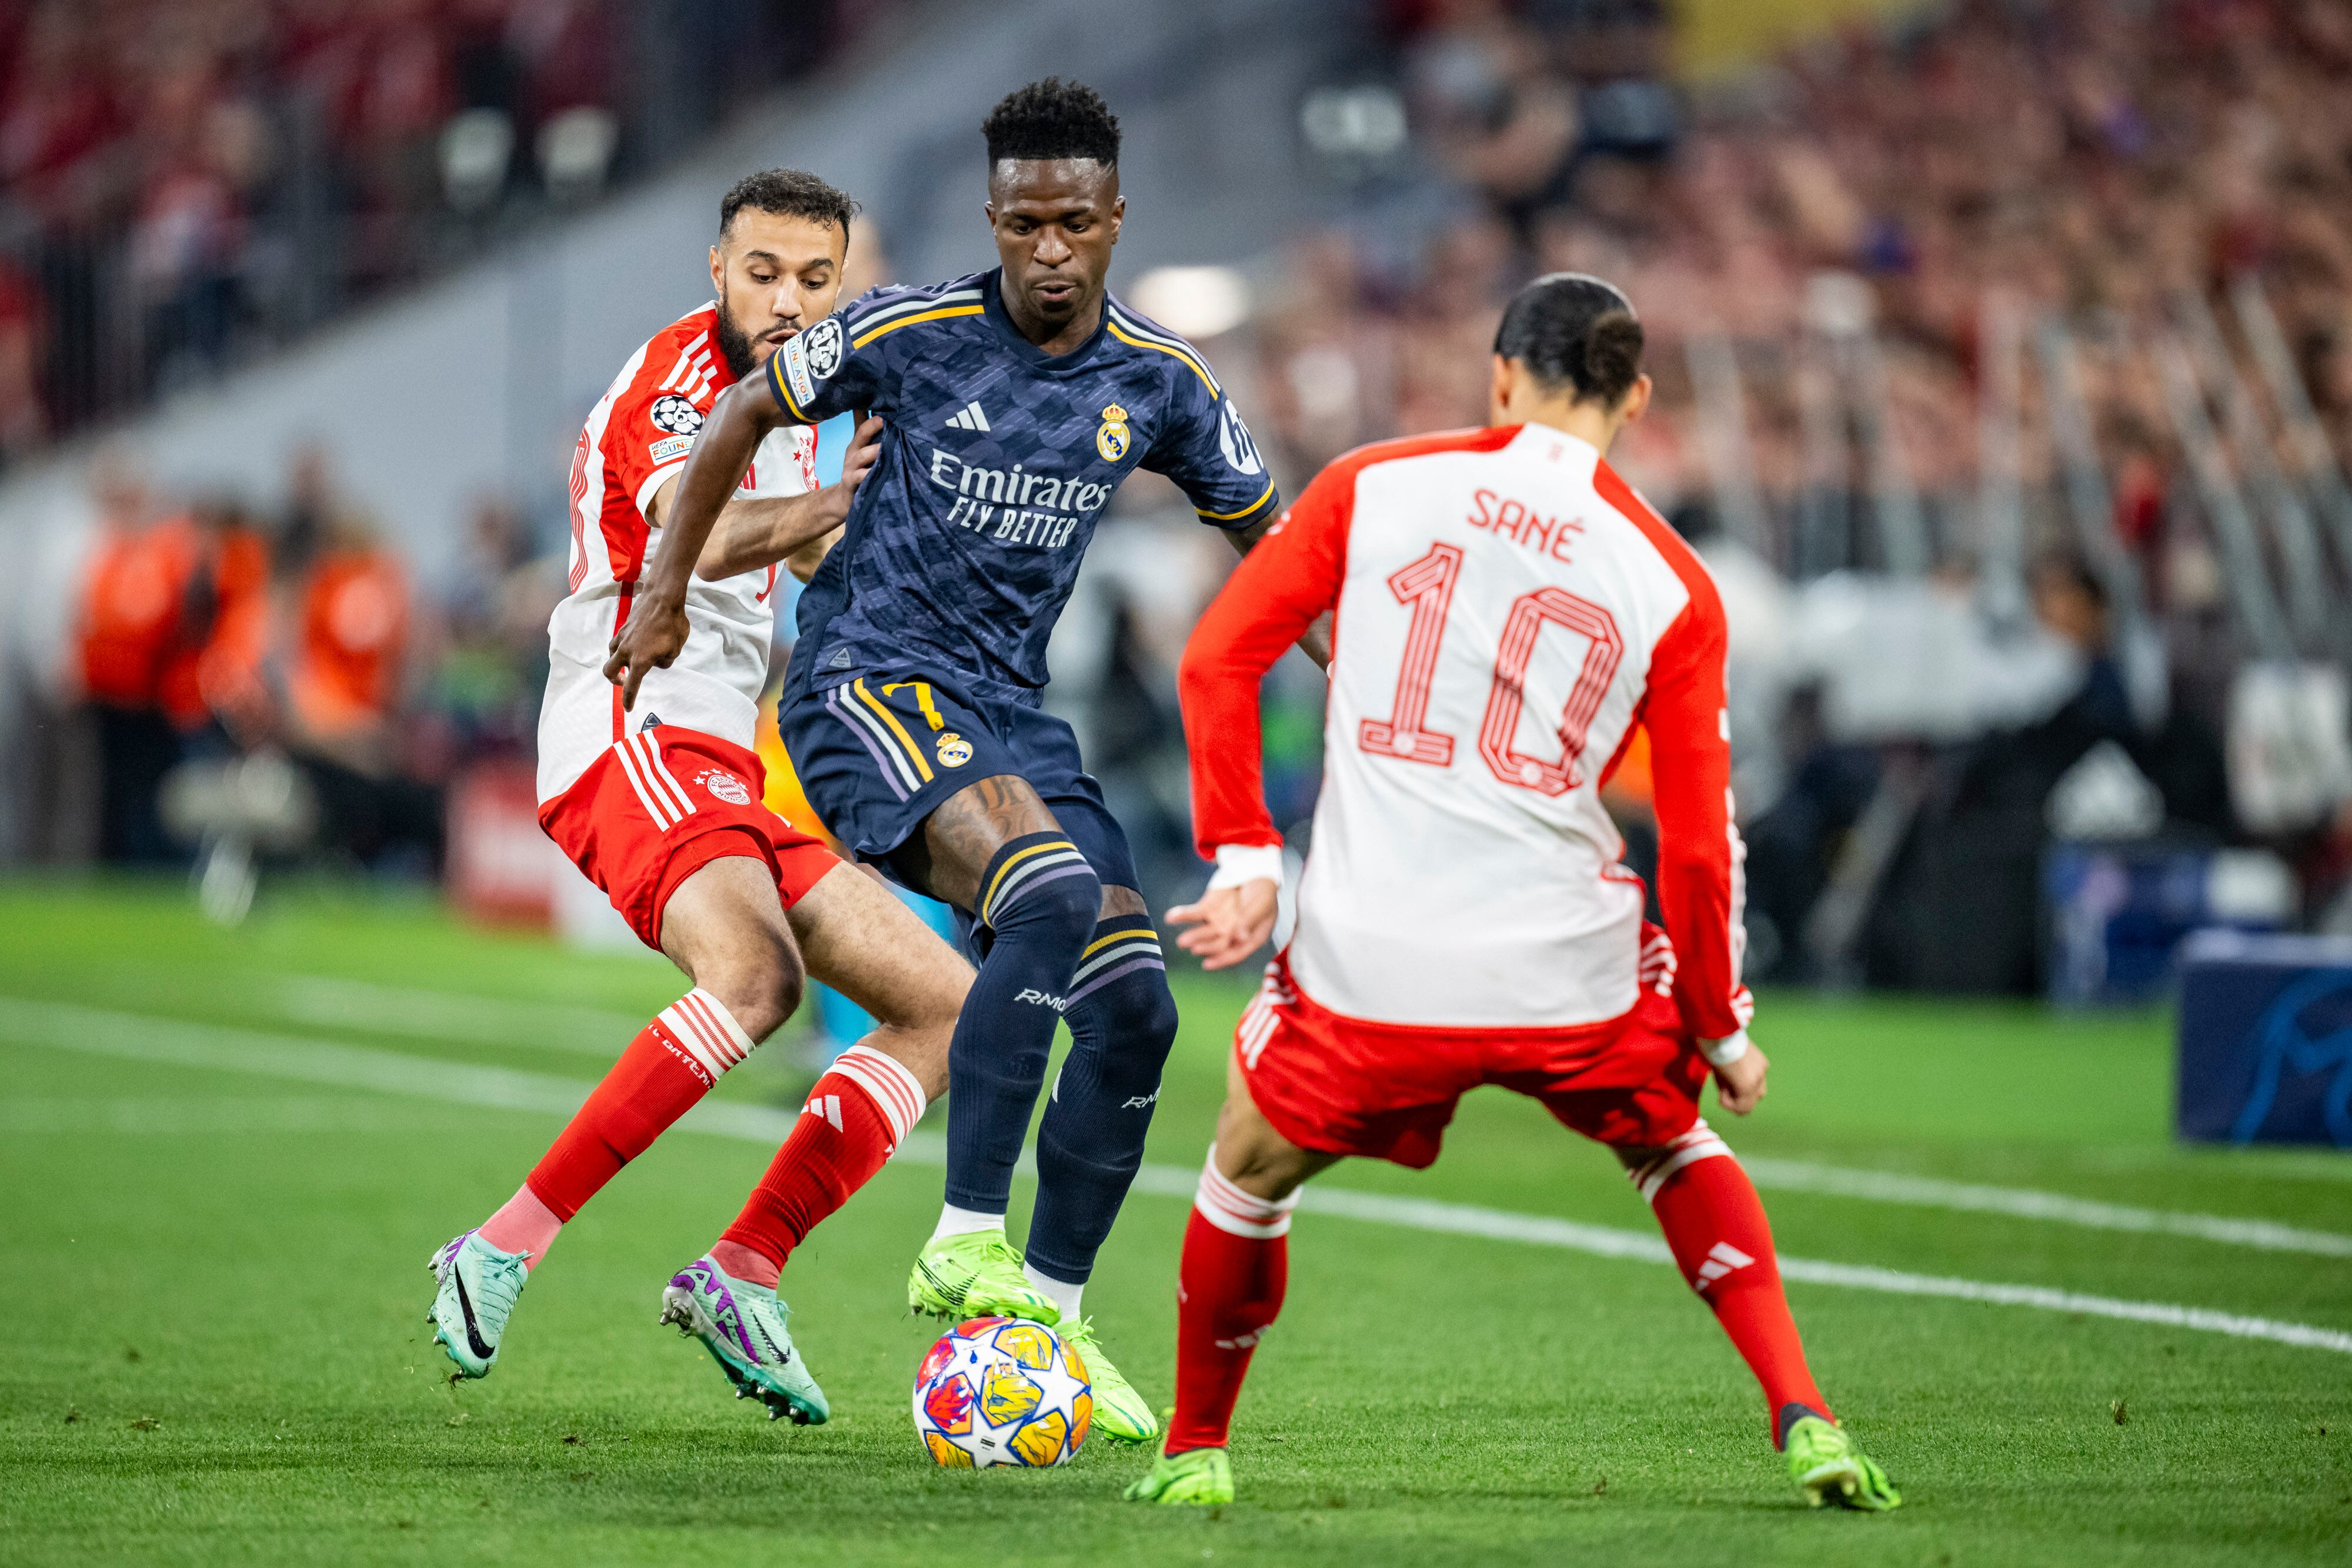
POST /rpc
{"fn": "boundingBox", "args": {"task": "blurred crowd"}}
[1262,0,2352,514]
[51,447,563,874]
[0,0,884,466]
[1228,0,2352,987]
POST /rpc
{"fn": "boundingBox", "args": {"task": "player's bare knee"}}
[1212,1099,1312,1198]
[700,932,804,1043]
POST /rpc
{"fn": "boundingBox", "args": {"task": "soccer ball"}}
[911,1316,1092,1468]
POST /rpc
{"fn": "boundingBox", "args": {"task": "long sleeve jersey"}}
[1178,423,1752,1042]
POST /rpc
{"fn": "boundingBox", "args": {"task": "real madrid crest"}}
[1095,403,1131,463]
[936,731,973,767]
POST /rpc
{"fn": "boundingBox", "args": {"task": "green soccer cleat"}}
[1783,1415,1902,1511]
[1125,1446,1233,1505]
[426,1230,529,1379]
[658,1255,829,1425]
[1058,1316,1158,1446]
[906,1229,1060,1323]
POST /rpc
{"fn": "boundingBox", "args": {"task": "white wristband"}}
[1699,1031,1751,1069]
[1206,843,1285,892]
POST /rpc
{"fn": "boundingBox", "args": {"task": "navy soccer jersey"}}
[764,268,1279,707]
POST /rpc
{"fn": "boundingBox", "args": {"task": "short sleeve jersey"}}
[763,269,1279,706]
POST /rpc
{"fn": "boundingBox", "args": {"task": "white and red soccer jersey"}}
[1180,423,1752,1043]
[539,302,820,804]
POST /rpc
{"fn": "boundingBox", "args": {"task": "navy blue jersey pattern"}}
[764,269,1279,708]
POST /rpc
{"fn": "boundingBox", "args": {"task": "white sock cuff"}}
[827,1045,928,1149]
[1625,1117,1735,1204]
[931,1202,1004,1242]
[1192,1146,1300,1239]
[658,989,757,1079]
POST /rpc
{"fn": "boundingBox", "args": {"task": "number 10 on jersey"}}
[1357,542,1624,797]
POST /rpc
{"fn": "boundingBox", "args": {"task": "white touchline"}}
[1739,1156,2352,1259]
[6,995,2348,1358]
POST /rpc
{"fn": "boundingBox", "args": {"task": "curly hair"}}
[719,168,859,246]
[983,78,1120,167]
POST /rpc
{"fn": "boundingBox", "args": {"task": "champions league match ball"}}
[912,1317,1092,1468]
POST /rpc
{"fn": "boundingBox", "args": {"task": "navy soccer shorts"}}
[778,670,1143,899]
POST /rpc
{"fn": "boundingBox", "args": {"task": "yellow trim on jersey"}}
[852,678,934,785]
[1105,321,1217,394]
[851,305,984,350]
[982,839,1082,923]
[768,353,810,422]
[1195,477,1277,522]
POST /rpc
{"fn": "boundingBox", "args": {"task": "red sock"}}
[524,989,754,1221]
[1632,1121,1830,1444]
[719,1045,927,1284]
[1167,1151,1297,1455]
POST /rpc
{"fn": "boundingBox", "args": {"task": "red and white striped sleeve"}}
[1176,462,1355,861]
[1599,463,1753,1044]
[612,320,722,522]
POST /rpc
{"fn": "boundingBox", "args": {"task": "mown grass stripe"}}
[5,994,2346,1358]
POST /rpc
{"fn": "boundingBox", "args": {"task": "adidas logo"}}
[1693,1241,1755,1291]
[827,647,853,670]
[640,712,663,731]
[943,400,991,432]
[803,1093,844,1131]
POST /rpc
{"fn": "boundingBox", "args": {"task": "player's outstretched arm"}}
[689,416,883,581]
[604,379,784,708]
[1227,516,1331,668]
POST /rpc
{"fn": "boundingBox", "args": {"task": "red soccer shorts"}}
[1234,952,1709,1168]
[539,727,838,952]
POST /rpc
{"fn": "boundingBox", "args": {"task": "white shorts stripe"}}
[612,739,679,830]
[630,733,697,823]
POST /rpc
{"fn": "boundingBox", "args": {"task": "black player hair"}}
[983,78,1121,168]
[1493,273,1645,406]
[719,168,859,249]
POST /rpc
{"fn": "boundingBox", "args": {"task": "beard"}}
[714,287,761,382]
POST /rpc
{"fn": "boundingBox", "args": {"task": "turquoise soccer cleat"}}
[426,1230,530,1379]
[1783,1414,1903,1511]
[659,1256,829,1425]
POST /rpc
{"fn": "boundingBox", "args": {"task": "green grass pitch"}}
[1,878,2347,1565]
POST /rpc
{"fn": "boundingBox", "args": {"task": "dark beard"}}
[714,292,759,382]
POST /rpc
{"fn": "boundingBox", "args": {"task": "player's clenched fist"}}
[604,594,689,711]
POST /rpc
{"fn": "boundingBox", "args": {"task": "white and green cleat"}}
[906,1229,1059,1322]
[659,1256,829,1425]
[1058,1316,1158,1446]
[1783,1413,1902,1511]
[426,1230,529,1379]
[1126,1445,1233,1505]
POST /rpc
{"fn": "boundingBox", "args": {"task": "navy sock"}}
[1025,915,1177,1283]
[941,832,1100,1213]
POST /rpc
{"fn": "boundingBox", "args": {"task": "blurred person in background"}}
[69,457,187,863]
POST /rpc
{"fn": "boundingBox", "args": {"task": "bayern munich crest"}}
[696,769,752,806]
